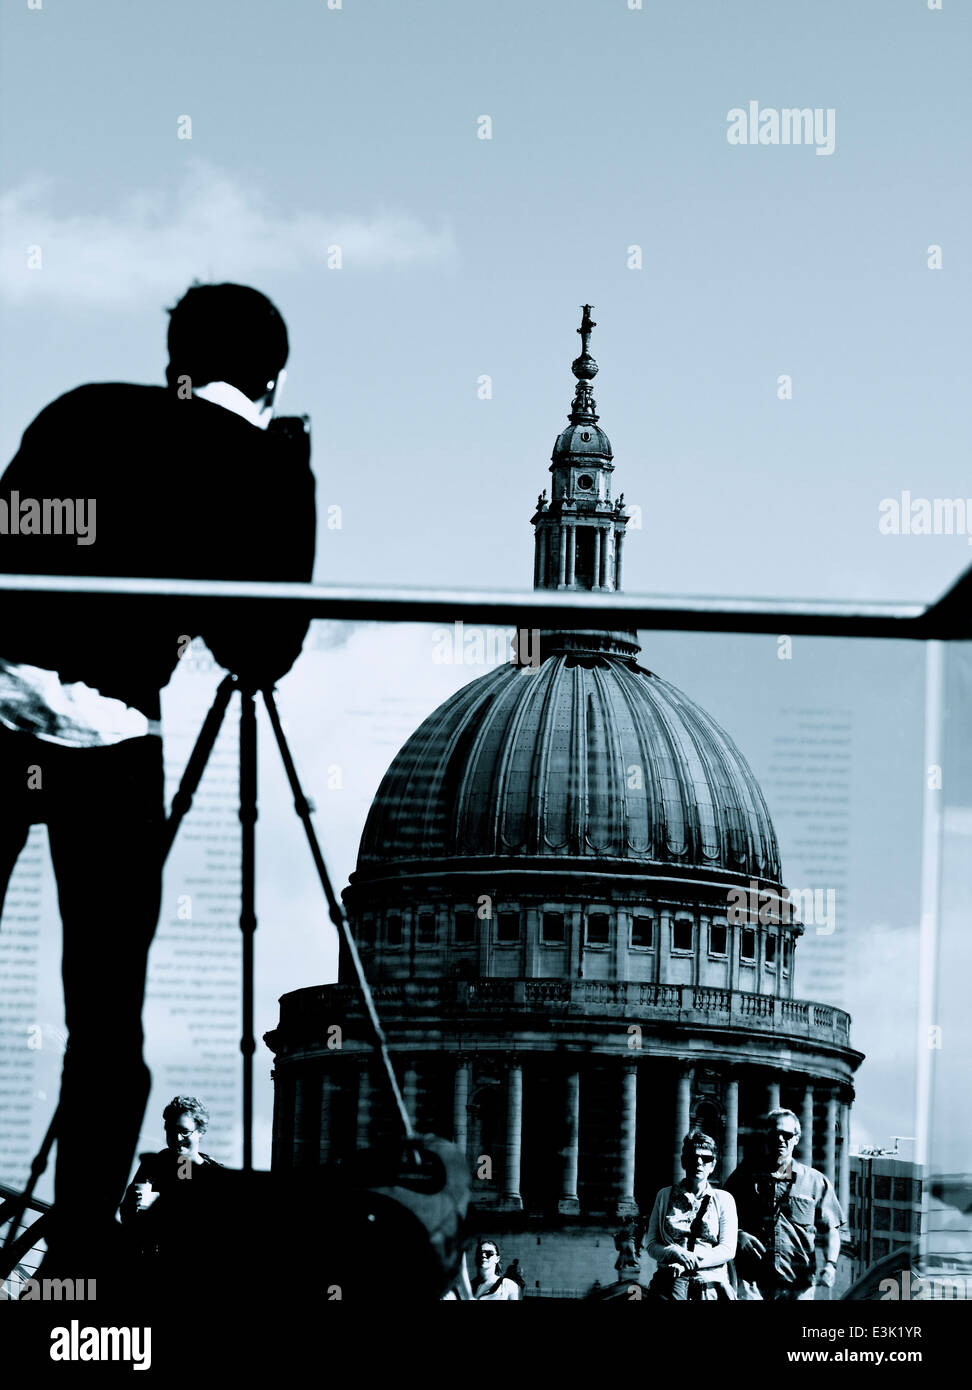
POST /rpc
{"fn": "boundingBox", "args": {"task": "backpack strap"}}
[686,1193,712,1252]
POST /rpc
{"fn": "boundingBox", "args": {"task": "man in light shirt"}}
[725,1108,843,1300]
[0,282,316,1272]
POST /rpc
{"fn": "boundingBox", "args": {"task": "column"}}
[558,526,567,586]
[534,534,541,587]
[499,1061,523,1210]
[271,1069,283,1170]
[615,909,629,980]
[767,1079,781,1113]
[524,906,540,977]
[478,908,490,977]
[617,1064,638,1216]
[593,527,603,590]
[356,1065,372,1147]
[558,1069,581,1214]
[568,906,583,981]
[615,532,624,589]
[403,1060,419,1128]
[566,526,576,585]
[453,1059,470,1155]
[280,1072,296,1169]
[839,1100,851,1214]
[724,1076,739,1178]
[800,1084,815,1165]
[728,916,739,992]
[824,1093,838,1185]
[319,1074,334,1165]
[673,1065,693,1183]
[470,1105,483,1185]
[292,1073,308,1166]
[657,912,671,984]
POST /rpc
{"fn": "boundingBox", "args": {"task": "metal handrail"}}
[0,1184,51,1217]
[0,566,968,638]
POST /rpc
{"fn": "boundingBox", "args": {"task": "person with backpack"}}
[643,1129,737,1301]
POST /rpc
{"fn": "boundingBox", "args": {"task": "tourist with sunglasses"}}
[644,1130,738,1300]
[724,1108,843,1300]
[443,1239,521,1300]
[470,1240,520,1299]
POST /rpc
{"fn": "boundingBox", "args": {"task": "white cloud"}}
[0,162,458,305]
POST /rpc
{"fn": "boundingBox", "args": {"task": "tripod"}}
[1,674,414,1273]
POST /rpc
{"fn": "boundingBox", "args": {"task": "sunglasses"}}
[478,1249,498,1259]
[771,1131,798,1141]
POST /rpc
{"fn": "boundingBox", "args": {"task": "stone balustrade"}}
[273,978,851,1047]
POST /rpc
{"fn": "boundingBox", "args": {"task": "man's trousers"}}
[0,727,163,1250]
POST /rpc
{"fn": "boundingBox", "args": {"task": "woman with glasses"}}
[443,1239,521,1299]
[643,1129,738,1301]
[470,1240,520,1299]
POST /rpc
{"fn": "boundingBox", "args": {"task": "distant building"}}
[848,1154,923,1280]
[762,706,853,1008]
[265,310,864,1296]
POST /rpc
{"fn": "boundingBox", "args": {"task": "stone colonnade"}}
[534,519,621,591]
[283,1056,853,1217]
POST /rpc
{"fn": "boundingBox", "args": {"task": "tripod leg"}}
[239,688,258,1173]
[261,687,416,1145]
[163,674,235,863]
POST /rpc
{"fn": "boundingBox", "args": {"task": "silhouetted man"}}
[0,283,316,1270]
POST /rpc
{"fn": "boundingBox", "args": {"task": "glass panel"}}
[0,614,962,1314]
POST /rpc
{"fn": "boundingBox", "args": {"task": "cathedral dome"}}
[353,307,782,895]
[353,651,782,887]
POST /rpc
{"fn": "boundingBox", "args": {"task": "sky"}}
[1,0,970,605]
[0,0,969,1185]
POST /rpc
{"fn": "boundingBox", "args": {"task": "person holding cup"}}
[120,1095,224,1257]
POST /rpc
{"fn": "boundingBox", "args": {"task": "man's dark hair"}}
[165,282,289,401]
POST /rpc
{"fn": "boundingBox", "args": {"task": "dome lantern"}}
[532,306,637,657]
[533,306,629,597]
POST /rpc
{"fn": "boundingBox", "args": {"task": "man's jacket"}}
[724,1159,843,1291]
[0,383,317,719]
